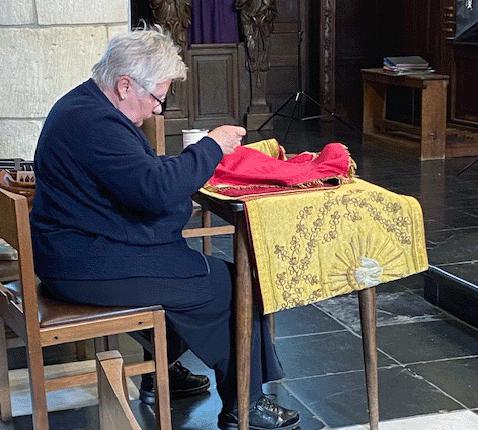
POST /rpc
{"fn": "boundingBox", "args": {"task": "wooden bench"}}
[362,68,449,160]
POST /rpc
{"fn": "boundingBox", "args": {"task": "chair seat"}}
[0,260,19,283]
[3,279,162,328]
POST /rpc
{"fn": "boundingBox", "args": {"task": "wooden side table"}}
[192,192,380,430]
[362,68,449,160]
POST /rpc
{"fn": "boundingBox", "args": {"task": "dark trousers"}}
[43,256,284,411]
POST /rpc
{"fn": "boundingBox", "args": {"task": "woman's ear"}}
[116,76,130,101]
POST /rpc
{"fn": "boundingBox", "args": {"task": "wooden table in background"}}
[362,68,449,161]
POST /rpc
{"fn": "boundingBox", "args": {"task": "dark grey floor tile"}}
[211,248,233,262]
[424,218,452,231]
[409,357,478,409]
[377,320,478,364]
[376,280,411,294]
[427,228,478,265]
[276,331,395,379]
[211,214,231,227]
[171,391,223,429]
[274,305,345,337]
[422,194,478,212]
[284,366,464,428]
[315,290,447,332]
[464,207,478,217]
[395,273,425,292]
[211,236,233,253]
[186,237,202,252]
[0,405,100,430]
[425,208,478,230]
[186,236,233,261]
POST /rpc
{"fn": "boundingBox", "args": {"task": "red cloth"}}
[206,142,354,197]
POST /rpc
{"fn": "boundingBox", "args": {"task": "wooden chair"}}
[96,350,142,430]
[0,188,172,430]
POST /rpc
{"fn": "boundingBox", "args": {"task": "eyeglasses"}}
[146,90,166,111]
[129,76,166,111]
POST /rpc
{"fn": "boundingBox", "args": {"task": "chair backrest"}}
[96,350,142,430]
[141,115,166,156]
[0,188,41,335]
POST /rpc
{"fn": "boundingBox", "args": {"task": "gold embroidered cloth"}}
[201,140,429,314]
[245,179,428,313]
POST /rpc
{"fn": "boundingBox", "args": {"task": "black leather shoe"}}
[218,394,300,430]
[139,361,210,405]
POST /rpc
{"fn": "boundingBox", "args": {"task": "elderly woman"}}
[30,27,300,429]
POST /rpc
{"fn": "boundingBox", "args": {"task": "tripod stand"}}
[257,2,356,139]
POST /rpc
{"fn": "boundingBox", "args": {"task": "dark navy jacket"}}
[31,79,223,280]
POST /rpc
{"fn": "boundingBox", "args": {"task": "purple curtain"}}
[190,0,240,44]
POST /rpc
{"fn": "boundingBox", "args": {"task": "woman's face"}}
[120,79,171,127]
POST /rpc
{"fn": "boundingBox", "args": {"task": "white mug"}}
[182,129,209,149]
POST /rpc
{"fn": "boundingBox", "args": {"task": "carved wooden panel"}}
[266,0,304,110]
[164,82,188,124]
[187,45,240,129]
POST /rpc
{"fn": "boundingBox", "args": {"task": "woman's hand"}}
[208,125,246,155]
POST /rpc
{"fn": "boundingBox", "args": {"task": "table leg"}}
[420,80,447,160]
[358,287,379,430]
[267,313,275,344]
[234,216,254,430]
[202,209,212,256]
[363,80,386,135]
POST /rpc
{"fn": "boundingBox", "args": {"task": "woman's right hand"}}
[208,125,246,155]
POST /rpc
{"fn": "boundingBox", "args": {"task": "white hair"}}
[91,25,187,93]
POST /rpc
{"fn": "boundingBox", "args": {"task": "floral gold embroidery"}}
[271,188,414,307]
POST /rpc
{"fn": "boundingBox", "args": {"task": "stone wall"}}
[0,0,128,159]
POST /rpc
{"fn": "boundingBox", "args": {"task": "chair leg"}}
[25,339,49,430]
[358,287,379,430]
[202,209,212,256]
[94,337,106,353]
[152,310,172,430]
[0,318,12,421]
[75,341,88,361]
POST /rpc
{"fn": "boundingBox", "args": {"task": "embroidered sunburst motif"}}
[327,232,407,294]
